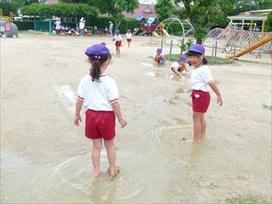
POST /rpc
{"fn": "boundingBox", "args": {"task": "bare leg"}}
[192,111,203,142]
[92,139,103,177]
[200,114,207,141]
[104,139,117,176]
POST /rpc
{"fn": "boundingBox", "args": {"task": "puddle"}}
[54,85,75,114]
[141,62,153,67]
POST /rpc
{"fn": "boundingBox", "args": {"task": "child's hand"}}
[119,118,127,128]
[74,115,82,126]
[217,96,223,106]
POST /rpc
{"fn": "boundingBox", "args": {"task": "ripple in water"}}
[31,150,145,203]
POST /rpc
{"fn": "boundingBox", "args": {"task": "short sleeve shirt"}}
[114,35,122,42]
[170,61,180,69]
[77,74,119,111]
[191,65,214,92]
[126,33,132,39]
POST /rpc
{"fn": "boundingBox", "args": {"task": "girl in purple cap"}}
[185,44,223,143]
[74,43,127,178]
[169,55,188,77]
[153,48,165,66]
[113,30,122,56]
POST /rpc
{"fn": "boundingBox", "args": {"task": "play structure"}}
[149,18,194,45]
[205,24,272,59]
[0,8,19,38]
[204,9,272,59]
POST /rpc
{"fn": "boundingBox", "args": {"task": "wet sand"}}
[1,33,271,203]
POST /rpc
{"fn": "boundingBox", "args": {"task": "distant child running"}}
[170,55,188,76]
[153,48,165,66]
[125,29,133,48]
[185,44,223,143]
[113,30,122,56]
[74,43,127,178]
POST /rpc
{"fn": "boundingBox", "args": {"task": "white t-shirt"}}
[55,21,61,30]
[126,33,132,39]
[114,35,122,42]
[170,61,180,69]
[191,65,214,92]
[77,74,119,111]
[79,21,85,30]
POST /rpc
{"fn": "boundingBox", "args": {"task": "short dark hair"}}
[187,51,208,65]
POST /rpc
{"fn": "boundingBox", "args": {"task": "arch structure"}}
[204,25,271,58]
[149,18,194,45]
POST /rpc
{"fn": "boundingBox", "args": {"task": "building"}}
[227,9,272,32]
[122,3,156,19]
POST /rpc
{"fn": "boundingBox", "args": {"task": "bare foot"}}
[108,166,120,178]
[94,170,104,178]
[181,137,198,144]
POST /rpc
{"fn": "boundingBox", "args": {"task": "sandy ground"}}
[1,33,271,203]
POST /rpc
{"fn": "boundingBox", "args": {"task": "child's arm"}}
[209,82,223,106]
[74,99,83,126]
[112,101,127,128]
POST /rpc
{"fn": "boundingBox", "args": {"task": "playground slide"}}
[152,31,160,37]
[231,34,272,58]
[162,29,170,37]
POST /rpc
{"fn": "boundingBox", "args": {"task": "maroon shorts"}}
[115,41,121,47]
[85,109,115,140]
[191,90,211,113]
[127,38,132,42]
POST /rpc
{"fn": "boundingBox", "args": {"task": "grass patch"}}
[165,54,232,65]
[263,104,272,110]
[225,195,270,204]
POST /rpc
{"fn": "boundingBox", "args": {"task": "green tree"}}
[174,0,222,44]
[265,12,272,32]
[89,0,139,30]
[21,3,98,18]
[155,0,175,21]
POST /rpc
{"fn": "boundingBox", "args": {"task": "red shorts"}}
[127,38,131,42]
[85,109,115,140]
[115,41,121,47]
[191,90,211,113]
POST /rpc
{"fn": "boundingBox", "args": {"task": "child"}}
[125,29,132,48]
[153,48,165,66]
[74,43,127,178]
[185,44,223,143]
[170,55,188,76]
[113,30,122,56]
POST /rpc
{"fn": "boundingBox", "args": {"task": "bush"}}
[13,20,34,30]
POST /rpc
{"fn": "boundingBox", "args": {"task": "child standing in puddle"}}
[74,43,127,178]
[184,44,223,143]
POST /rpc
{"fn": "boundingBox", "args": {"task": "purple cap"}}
[85,43,110,56]
[115,30,120,35]
[188,44,205,55]
[178,55,187,62]
[156,48,162,54]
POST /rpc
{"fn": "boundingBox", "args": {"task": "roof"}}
[228,14,267,21]
[228,9,271,21]
[122,4,156,19]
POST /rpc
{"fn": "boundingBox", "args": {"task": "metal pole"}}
[169,40,173,60]
[212,44,214,57]
[215,41,218,57]
[161,37,163,50]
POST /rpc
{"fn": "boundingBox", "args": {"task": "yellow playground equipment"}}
[0,9,13,22]
[149,18,194,45]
